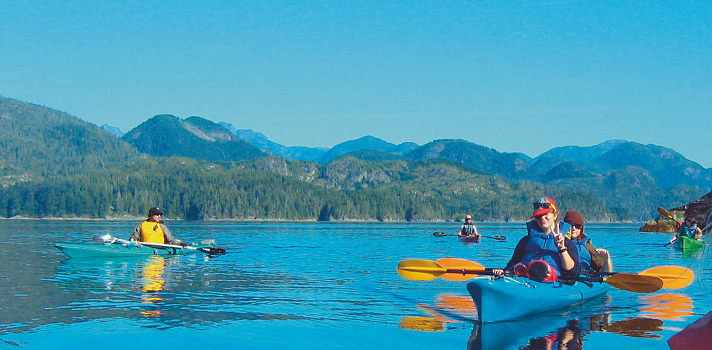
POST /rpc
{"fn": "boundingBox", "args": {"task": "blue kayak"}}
[467,276,609,323]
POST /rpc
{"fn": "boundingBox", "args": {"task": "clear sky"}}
[1,1,710,166]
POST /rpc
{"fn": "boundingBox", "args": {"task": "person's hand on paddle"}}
[665,234,679,246]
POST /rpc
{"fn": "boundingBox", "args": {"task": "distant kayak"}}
[673,236,705,251]
[54,241,219,258]
[459,235,480,243]
[433,232,505,241]
[467,276,608,323]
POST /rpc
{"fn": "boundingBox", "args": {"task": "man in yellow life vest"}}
[130,207,185,246]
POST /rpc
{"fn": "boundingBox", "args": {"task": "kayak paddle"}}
[436,258,693,290]
[431,232,507,241]
[592,266,694,289]
[657,207,676,221]
[435,258,488,281]
[568,273,663,293]
[139,241,227,255]
[640,266,694,289]
[397,258,665,293]
[96,235,226,255]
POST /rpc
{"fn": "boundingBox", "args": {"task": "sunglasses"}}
[532,202,552,209]
[572,224,583,230]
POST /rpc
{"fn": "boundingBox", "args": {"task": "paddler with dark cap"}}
[130,207,185,246]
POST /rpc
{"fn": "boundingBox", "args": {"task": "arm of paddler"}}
[161,224,186,246]
[493,236,529,276]
[585,239,606,270]
[129,223,142,246]
[559,238,580,277]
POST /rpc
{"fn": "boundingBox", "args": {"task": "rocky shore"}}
[640,191,712,233]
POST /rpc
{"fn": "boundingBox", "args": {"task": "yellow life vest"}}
[140,221,165,244]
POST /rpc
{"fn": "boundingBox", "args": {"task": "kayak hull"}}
[673,236,705,251]
[54,242,205,258]
[467,276,609,323]
[459,235,480,243]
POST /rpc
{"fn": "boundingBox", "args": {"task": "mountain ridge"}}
[2,95,710,221]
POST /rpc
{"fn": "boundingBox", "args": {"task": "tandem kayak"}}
[466,276,609,323]
[54,241,222,258]
[673,236,705,251]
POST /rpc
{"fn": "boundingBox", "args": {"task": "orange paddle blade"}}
[436,258,486,281]
[640,266,694,289]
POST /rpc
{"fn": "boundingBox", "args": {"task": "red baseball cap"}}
[531,197,557,217]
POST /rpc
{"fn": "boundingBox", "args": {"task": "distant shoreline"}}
[0,215,643,224]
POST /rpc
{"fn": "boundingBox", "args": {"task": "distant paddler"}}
[458,214,481,243]
[130,207,187,247]
[667,217,704,247]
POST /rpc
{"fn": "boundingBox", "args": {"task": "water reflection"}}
[467,314,676,350]
[602,317,663,339]
[398,293,478,332]
[400,291,694,349]
[137,256,167,318]
[639,293,694,321]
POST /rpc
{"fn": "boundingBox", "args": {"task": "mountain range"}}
[112,118,712,191]
[120,115,712,191]
[2,95,709,222]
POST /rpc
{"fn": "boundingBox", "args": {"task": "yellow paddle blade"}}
[657,207,675,220]
[640,266,694,289]
[604,273,663,293]
[398,317,445,332]
[397,259,446,281]
[436,258,486,281]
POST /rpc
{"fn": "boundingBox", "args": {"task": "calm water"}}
[0,220,710,349]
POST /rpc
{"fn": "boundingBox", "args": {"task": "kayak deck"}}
[54,242,208,258]
[467,276,609,323]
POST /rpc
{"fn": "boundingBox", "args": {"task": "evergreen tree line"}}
[0,156,624,222]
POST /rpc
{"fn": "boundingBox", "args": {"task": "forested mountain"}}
[0,96,143,185]
[589,142,712,189]
[532,140,711,190]
[533,139,628,166]
[0,95,709,222]
[405,139,538,180]
[318,136,419,163]
[123,115,266,162]
[0,153,617,222]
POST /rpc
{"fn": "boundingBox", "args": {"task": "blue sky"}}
[1,1,711,166]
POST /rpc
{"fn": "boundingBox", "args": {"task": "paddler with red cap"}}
[492,197,580,282]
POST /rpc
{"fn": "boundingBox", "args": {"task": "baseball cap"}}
[531,197,557,217]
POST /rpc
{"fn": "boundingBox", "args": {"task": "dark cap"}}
[564,210,584,228]
[148,207,163,216]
